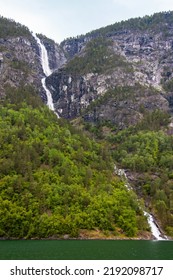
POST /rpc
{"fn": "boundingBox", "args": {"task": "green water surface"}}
[0,240,173,260]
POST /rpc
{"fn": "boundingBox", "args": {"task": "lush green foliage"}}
[107,112,173,236]
[89,11,173,36]
[0,88,146,238]
[65,37,133,75]
[162,78,173,92]
[0,16,30,38]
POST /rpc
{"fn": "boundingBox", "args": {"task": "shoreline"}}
[0,236,172,241]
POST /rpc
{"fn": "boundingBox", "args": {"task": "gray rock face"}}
[83,85,169,129]
[46,65,139,120]
[0,31,66,102]
[46,70,100,118]
[38,35,66,70]
[45,13,173,127]
[60,36,88,59]
[110,30,173,90]
[0,35,43,98]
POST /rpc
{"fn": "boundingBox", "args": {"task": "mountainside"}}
[0,15,150,239]
[0,83,150,239]
[46,11,173,129]
[1,12,173,126]
[1,12,173,239]
[0,16,65,102]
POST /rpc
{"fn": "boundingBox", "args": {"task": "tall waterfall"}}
[114,166,168,240]
[32,33,59,117]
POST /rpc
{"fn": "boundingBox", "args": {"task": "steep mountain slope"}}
[45,11,173,238]
[0,88,149,239]
[46,11,173,128]
[0,16,65,102]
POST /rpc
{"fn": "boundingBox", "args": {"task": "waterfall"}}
[32,33,59,117]
[143,212,168,240]
[114,165,168,240]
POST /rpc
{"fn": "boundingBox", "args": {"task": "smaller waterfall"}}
[41,77,54,111]
[143,212,168,240]
[32,33,59,117]
[114,165,168,240]
[114,166,132,191]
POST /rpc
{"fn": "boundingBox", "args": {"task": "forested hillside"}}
[84,109,173,237]
[0,86,148,239]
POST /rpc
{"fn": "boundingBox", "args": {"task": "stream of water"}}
[114,166,168,240]
[32,33,59,117]
[143,211,167,240]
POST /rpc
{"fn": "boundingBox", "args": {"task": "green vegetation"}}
[162,78,173,92]
[61,11,173,50]
[160,65,173,91]
[65,37,133,75]
[84,84,157,112]
[1,11,173,240]
[81,84,163,139]
[88,11,173,36]
[0,87,147,239]
[37,33,55,44]
[10,59,30,75]
[106,110,173,236]
[82,108,173,237]
[0,16,30,38]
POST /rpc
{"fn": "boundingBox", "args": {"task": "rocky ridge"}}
[45,12,173,128]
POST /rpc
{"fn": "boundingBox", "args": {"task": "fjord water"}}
[0,240,173,260]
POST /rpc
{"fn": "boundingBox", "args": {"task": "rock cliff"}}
[0,33,42,97]
[45,11,173,128]
[37,34,66,71]
[0,17,65,102]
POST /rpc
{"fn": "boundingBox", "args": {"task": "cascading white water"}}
[114,165,168,240]
[143,211,167,240]
[32,33,59,116]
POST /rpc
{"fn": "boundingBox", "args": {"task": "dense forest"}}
[0,86,148,239]
[85,109,173,237]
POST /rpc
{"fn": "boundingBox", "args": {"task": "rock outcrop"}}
[37,34,66,71]
[0,17,66,102]
[45,12,173,127]
[0,35,42,97]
